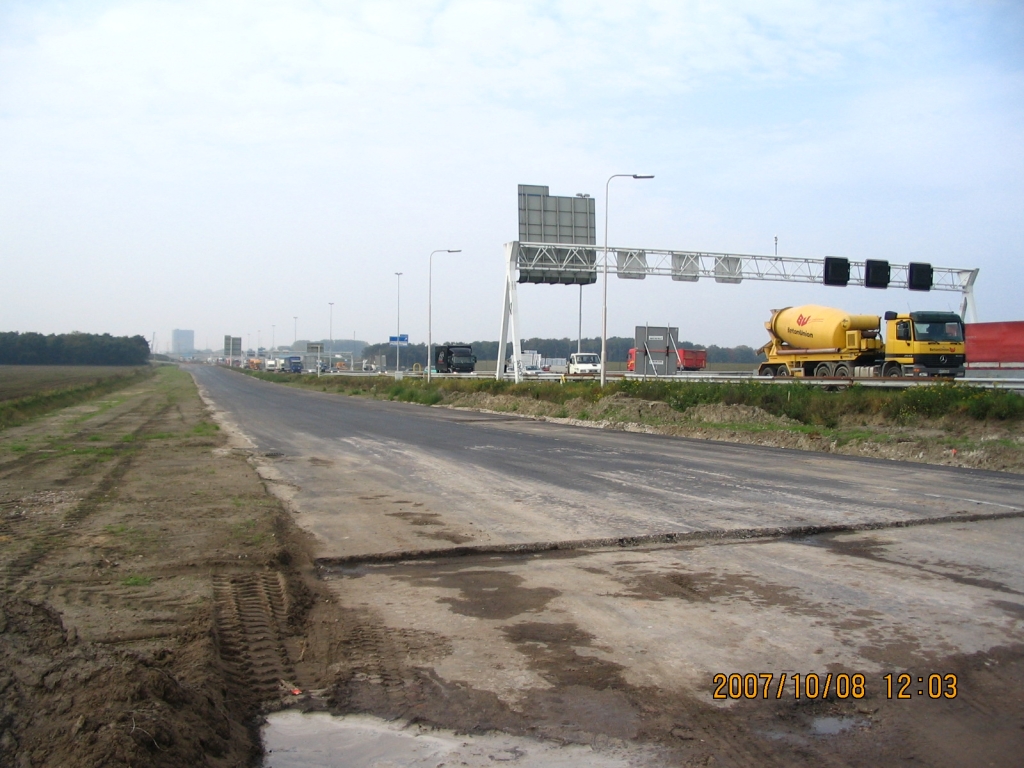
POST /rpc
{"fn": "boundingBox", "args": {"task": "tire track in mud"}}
[212,572,298,698]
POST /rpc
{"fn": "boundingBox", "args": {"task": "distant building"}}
[171,329,195,355]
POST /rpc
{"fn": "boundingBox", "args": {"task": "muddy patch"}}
[503,621,625,689]
[386,510,443,526]
[403,568,560,620]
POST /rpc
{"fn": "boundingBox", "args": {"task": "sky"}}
[2,0,1022,352]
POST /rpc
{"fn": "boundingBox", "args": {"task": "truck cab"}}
[883,311,965,377]
[568,352,602,375]
[434,344,477,374]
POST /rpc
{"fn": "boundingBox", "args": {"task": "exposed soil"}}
[438,390,1024,473]
[2,366,1022,767]
[0,367,318,767]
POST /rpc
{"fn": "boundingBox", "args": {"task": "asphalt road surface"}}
[192,367,1024,767]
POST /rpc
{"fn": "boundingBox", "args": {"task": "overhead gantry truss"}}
[498,241,980,381]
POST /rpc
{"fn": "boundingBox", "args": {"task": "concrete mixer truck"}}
[757,305,965,378]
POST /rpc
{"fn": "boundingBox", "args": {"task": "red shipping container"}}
[965,322,1024,366]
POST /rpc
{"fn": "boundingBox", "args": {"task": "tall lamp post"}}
[293,317,298,345]
[395,272,403,372]
[601,173,654,386]
[328,302,334,371]
[271,325,275,352]
[578,285,583,354]
[428,249,462,382]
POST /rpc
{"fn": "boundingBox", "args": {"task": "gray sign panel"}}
[517,185,597,285]
[634,326,679,376]
[714,255,742,284]
[223,336,242,357]
[617,250,647,280]
[671,253,700,282]
[518,185,595,244]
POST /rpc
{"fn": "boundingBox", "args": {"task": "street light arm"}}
[601,173,654,386]
[428,249,462,382]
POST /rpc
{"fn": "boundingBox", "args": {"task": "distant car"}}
[523,365,541,376]
[568,352,602,375]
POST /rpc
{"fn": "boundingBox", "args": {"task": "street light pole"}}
[271,325,275,352]
[601,174,654,386]
[395,272,402,372]
[293,317,297,345]
[328,302,334,371]
[578,284,583,354]
[428,249,462,383]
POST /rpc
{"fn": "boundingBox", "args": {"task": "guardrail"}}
[312,369,1024,392]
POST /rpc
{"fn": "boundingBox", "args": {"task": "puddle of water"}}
[262,710,656,767]
[810,716,865,736]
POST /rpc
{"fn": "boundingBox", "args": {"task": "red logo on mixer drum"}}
[796,314,811,326]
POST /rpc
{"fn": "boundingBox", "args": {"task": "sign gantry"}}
[497,241,979,382]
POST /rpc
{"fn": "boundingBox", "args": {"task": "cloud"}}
[0,0,1021,344]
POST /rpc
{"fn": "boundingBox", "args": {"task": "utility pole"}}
[395,273,403,371]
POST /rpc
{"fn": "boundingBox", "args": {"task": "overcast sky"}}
[2,0,1022,352]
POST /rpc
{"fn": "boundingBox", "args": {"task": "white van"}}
[568,352,602,375]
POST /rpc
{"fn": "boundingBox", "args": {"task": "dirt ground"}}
[2,366,1023,767]
[0,366,316,767]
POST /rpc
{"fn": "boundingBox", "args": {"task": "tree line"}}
[360,336,763,368]
[0,332,151,366]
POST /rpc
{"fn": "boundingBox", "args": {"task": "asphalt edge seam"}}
[315,508,1024,569]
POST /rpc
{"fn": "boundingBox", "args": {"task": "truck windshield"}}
[575,354,600,364]
[452,356,473,363]
[913,321,963,342]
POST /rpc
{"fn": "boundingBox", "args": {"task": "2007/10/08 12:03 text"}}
[712,672,958,701]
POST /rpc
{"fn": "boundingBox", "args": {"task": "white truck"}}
[568,352,602,375]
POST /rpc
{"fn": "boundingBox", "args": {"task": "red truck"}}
[627,347,708,372]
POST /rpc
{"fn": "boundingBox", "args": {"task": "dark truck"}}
[433,344,477,373]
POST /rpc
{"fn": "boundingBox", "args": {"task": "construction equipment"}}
[758,304,965,378]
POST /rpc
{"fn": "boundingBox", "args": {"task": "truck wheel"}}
[814,363,833,377]
[884,364,903,378]
[833,363,851,378]
[775,365,790,377]
[759,365,775,377]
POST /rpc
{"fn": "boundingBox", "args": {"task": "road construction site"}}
[2,365,1022,767]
